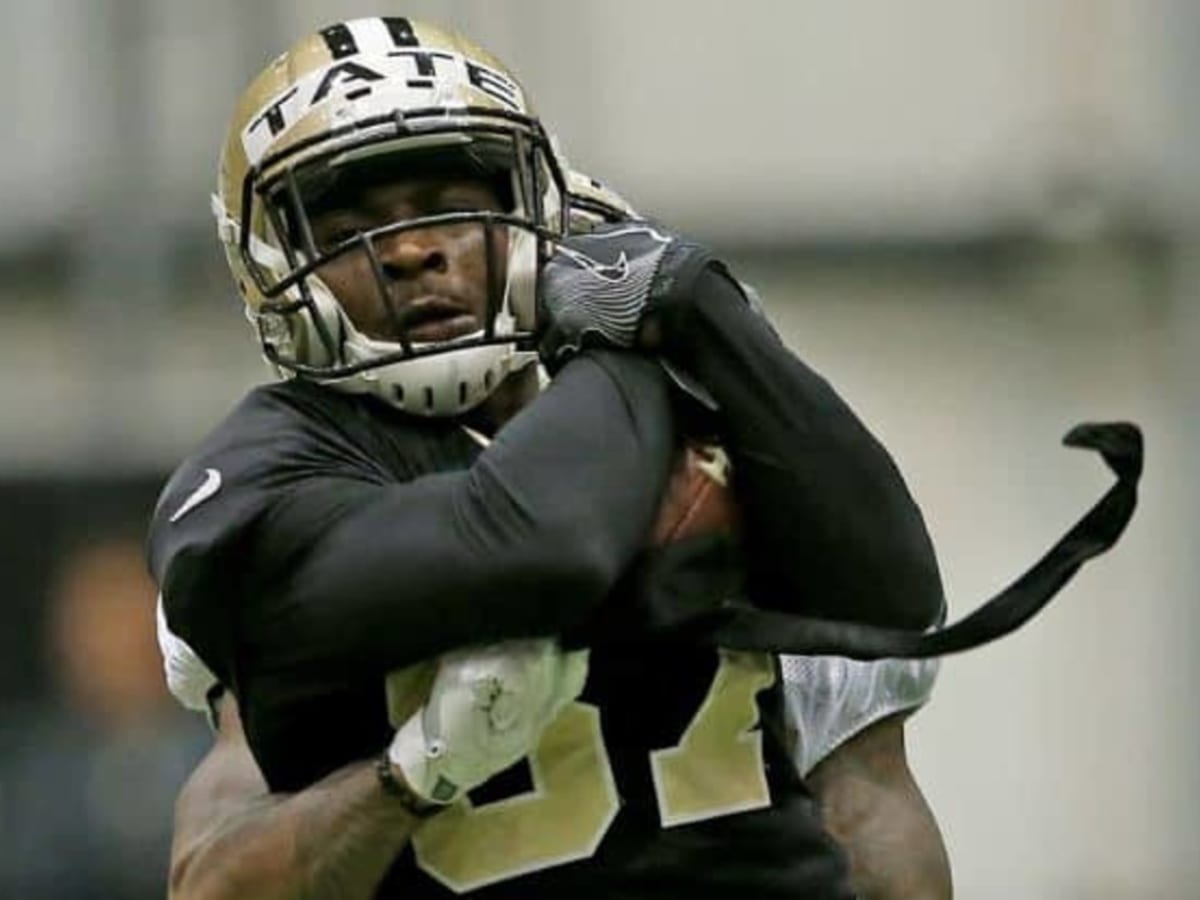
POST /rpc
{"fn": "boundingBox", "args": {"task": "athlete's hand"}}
[537,222,715,371]
[387,640,588,805]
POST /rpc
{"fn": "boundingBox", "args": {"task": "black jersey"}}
[150,352,678,791]
[149,350,856,897]
[151,270,955,897]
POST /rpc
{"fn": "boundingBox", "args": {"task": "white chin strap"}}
[336,333,537,416]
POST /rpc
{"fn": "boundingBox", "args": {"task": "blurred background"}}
[0,0,1195,896]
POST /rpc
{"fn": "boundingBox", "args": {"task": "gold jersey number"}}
[404,650,776,893]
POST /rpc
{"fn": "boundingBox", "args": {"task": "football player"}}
[151,16,951,899]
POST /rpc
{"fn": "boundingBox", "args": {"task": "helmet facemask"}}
[239,112,568,416]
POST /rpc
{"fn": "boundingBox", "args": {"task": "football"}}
[649,444,738,545]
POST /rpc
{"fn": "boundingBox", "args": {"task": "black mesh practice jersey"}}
[150,275,946,897]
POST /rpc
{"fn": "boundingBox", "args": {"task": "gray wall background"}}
[0,1,1196,896]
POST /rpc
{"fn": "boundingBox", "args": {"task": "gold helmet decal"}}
[213,17,569,417]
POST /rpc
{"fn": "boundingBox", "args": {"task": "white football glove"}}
[387,640,588,805]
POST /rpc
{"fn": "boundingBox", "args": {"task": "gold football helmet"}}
[213,17,569,415]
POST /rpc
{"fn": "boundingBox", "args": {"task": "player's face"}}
[309,176,508,344]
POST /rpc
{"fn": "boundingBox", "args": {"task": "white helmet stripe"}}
[348,17,396,56]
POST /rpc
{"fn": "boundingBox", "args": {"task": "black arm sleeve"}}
[654,265,943,630]
[230,351,675,686]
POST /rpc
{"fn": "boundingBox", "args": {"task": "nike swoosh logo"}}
[170,468,222,523]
